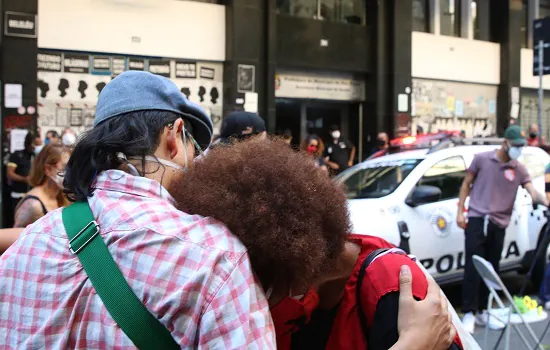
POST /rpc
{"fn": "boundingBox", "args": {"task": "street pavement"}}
[442,271,550,349]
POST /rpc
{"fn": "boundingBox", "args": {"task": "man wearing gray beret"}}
[0,71,275,349]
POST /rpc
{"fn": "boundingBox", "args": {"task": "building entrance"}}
[275,99,362,161]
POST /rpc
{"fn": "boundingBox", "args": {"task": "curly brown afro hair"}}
[170,138,350,292]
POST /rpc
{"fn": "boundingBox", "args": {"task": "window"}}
[471,0,489,41]
[338,159,422,199]
[521,0,529,48]
[471,0,479,39]
[417,156,467,201]
[440,0,459,37]
[541,0,550,19]
[277,0,365,24]
[413,0,429,32]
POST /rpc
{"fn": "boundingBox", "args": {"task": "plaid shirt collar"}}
[93,169,176,205]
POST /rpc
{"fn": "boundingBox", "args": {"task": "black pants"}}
[462,217,506,314]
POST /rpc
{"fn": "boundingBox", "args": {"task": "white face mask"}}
[62,133,76,146]
[331,131,341,139]
[34,145,44,155]
[50,173,64,189]
[144,156,185,171]
[508,146,522,160]
[505,141,522,160]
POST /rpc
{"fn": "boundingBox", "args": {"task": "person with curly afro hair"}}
[173,138,348,295]
[171,138,457,350]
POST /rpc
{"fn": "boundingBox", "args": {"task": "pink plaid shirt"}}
[0,170,275,349]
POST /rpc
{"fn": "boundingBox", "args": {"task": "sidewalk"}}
[472,319,550,349]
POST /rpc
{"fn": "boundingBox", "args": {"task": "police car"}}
[336,135,550,285]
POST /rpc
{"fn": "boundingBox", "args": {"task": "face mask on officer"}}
[331,131,341,140]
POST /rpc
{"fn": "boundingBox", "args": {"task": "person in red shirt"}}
[527,124,546,146]
[173,138,458,350]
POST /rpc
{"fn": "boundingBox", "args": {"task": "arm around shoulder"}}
[0,228,23,253]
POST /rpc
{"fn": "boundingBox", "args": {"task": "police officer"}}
[324,125,355,176]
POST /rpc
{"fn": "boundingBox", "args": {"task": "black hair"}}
[24,131,35,150]
[47,130,60,138]
[282,129,292,138]
[64,110,182,201]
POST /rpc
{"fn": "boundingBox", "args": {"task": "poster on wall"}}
[128,58,146,71]
[112,57,126,76]
[148,60,171,77]
[176,61,196,78]
[91,56,111,75]
[411,78,497,137]
[37,50,225,139]
[64,54,89,74]
[237,64,255,93]
[37,52,62,72]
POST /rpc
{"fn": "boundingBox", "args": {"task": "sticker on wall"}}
[446,96,455,112]
[455,100,464,117]
[398,94,408,112]
[244,92,258,113]
[237,64,255,93]
[489,99,496,114]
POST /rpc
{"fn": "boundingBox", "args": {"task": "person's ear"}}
[167,118,184,160]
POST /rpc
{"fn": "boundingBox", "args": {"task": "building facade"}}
[0,0,546,225]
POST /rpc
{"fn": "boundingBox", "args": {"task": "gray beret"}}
[94,71,213,150]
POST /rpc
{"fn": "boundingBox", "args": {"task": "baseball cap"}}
[94,71,213,150]
[220,111,266,142]
[504,125,527,146]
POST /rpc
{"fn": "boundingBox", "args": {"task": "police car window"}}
[341,159,422,199]
[417,156,467,201]
[519,153,545,179]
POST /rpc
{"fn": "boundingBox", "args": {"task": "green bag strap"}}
[62,201,180,350]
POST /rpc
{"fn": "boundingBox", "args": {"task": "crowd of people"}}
[0,71,465,349]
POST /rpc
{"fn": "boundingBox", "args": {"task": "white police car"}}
[336,138,550,285]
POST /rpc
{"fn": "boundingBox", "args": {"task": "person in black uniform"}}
[324,125,355,176]
[7,131,36,212]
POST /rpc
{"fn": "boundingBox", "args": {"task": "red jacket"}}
[276,234,462,349]
[325,234,428,349]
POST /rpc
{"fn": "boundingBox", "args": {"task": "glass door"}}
[304,103,342,144]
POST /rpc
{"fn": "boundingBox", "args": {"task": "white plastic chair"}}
[472,255,543,350]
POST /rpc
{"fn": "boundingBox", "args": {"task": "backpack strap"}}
[356,248,390,336]
[62,202,180,350]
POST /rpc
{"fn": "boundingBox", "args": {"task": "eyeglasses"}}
[167,122,203,157]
